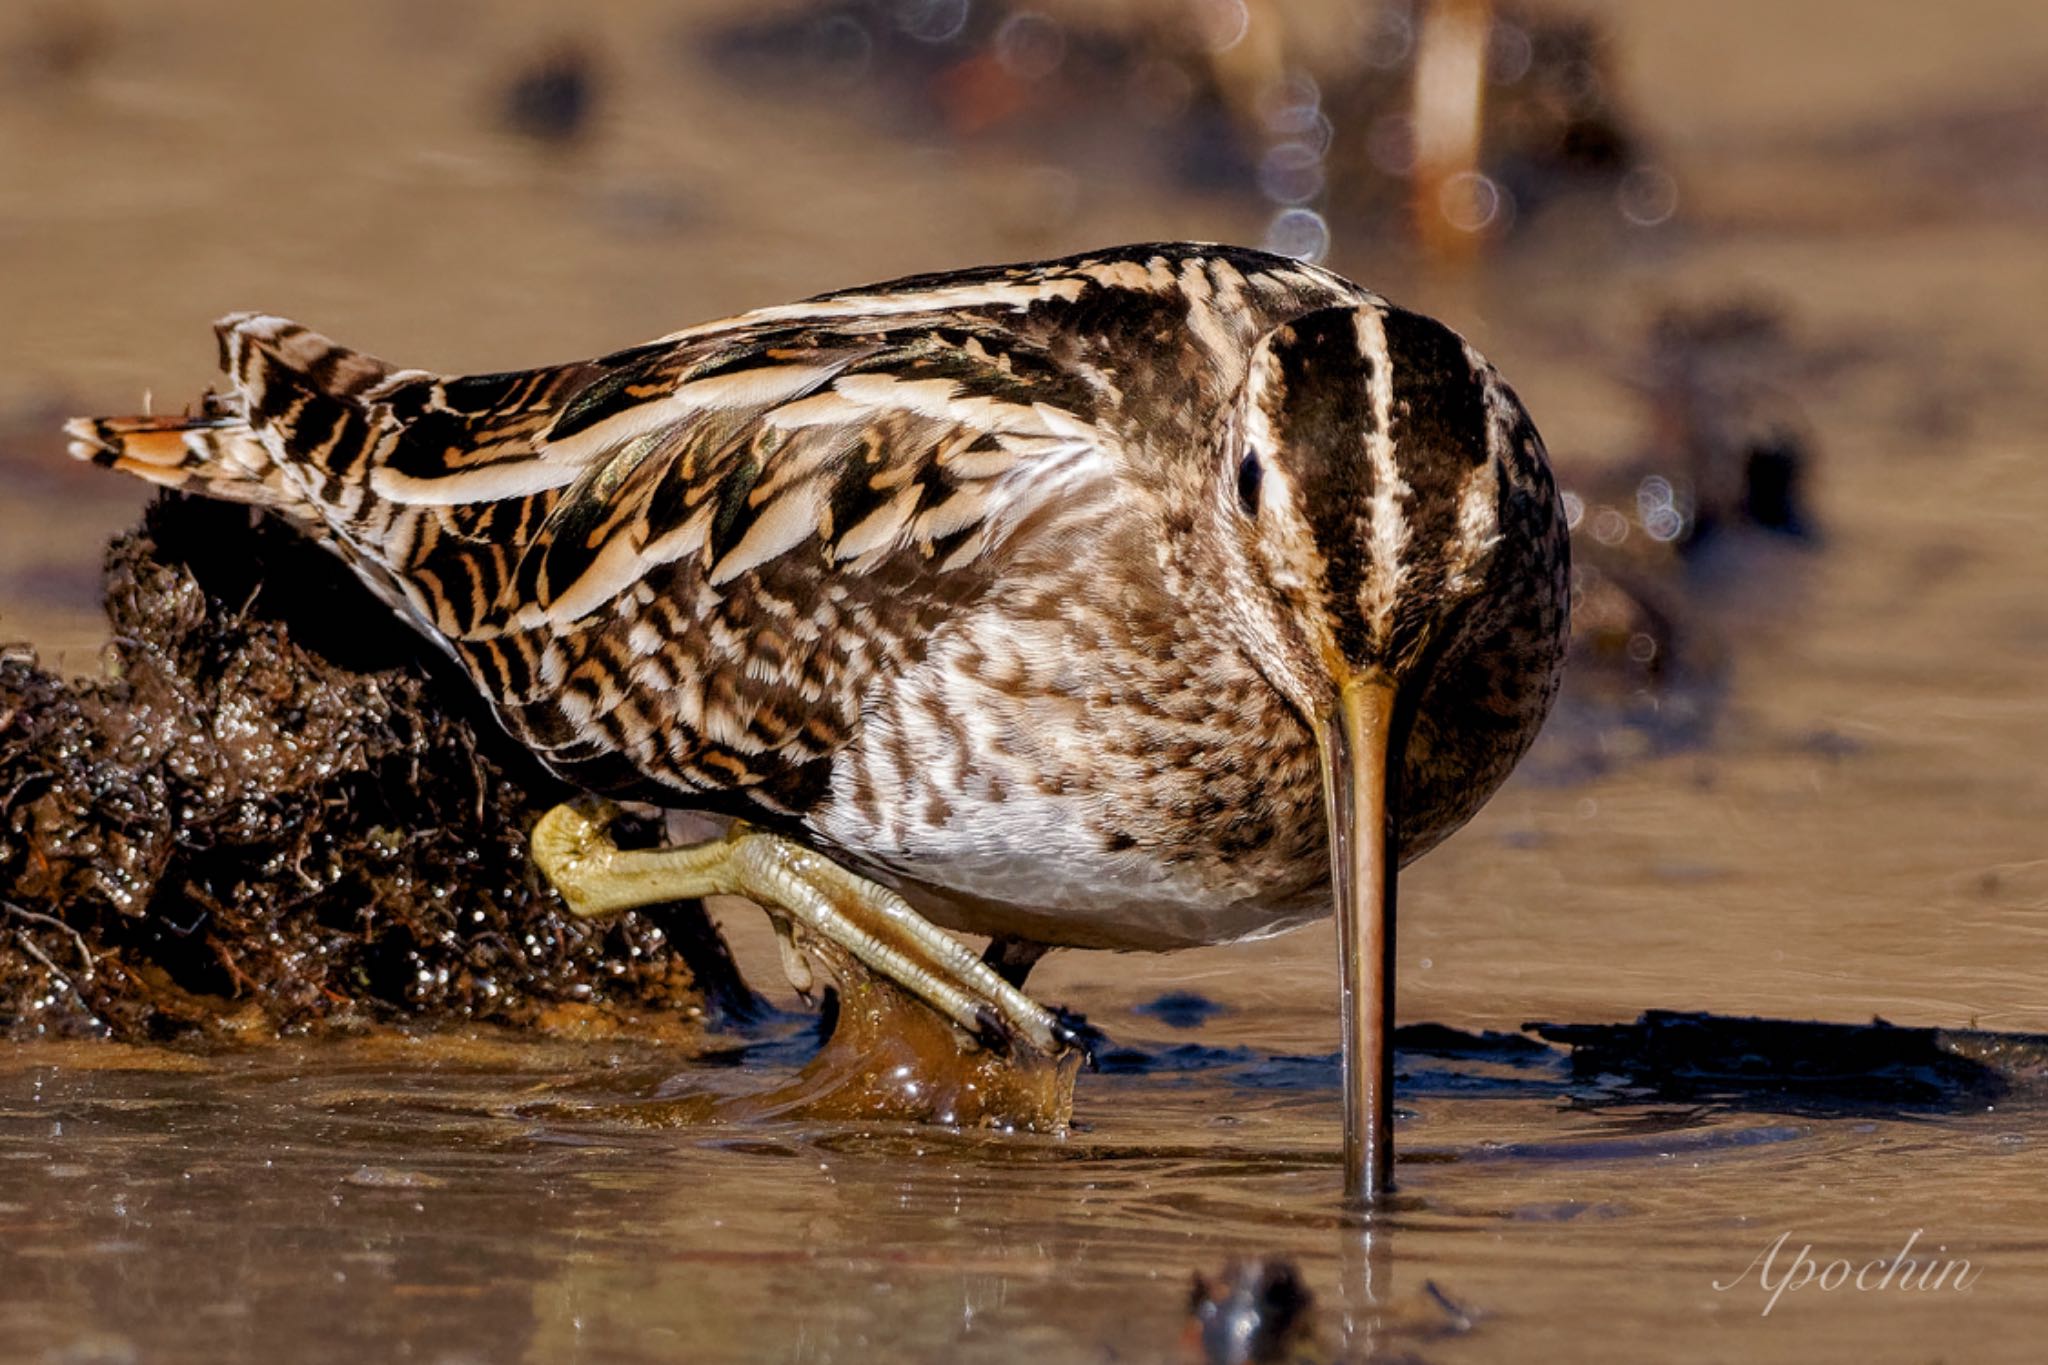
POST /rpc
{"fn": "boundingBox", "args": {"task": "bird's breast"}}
[803,568,1332,951]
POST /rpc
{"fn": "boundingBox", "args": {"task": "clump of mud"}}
[0,495,748,1042]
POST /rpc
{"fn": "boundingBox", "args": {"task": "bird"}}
[66,243,1569,1203]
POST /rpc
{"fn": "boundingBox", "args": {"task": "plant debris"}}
[0,494,751,1042]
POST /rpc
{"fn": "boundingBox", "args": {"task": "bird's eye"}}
[1236,449,1263,516]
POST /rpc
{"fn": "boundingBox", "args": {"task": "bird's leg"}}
[530,802,1073,1057]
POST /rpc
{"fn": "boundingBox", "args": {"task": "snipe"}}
[69,243,1569,1203]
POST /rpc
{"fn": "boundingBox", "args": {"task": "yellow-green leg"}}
[530,802,1073,1057]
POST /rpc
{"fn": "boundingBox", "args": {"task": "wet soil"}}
[0,495,743,1042]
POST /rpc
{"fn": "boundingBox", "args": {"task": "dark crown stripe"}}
[1379,307,1495,664]
[1263,307,1383,666]
[1380,307,1490,475]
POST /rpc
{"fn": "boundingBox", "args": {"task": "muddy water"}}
[5,0,2048,1360]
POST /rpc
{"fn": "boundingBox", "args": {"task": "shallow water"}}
[6,1023,2046,1364]
[5,0,2048,1359]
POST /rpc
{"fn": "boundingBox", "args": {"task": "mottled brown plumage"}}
[71,242,1569,1196]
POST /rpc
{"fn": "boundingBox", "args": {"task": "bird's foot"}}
[530,800,1074,1059]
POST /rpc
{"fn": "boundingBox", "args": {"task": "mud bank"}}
[0,495,746,1041]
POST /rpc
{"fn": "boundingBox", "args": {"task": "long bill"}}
[1318,674,1400,1207]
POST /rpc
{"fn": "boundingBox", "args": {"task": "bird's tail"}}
[65,312,404,515]
[64,400,287,506]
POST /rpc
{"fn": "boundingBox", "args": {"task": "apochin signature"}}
[1715,1230,1981,1316]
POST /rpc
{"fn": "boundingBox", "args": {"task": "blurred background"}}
[3,3,2048,1359]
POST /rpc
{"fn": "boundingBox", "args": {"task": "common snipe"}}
[69,243,1569,1202]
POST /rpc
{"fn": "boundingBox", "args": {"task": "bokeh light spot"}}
[1262,208,1330,263]
[1192,0,1250,55]
[894,0,970,45]
[1438,170,1504,233]
[994,12,1065,82]
[1618,165,1680,226]
[1258,142,1326,205]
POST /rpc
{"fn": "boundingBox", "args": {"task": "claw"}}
[1049,1006,1106,1069]
[971,1003,1014,1055]
[773,918,816,1000]
[530,800,625,918]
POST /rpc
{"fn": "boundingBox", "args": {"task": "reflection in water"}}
[1338,1220,1392,1360]
[8,1019,2041,1362]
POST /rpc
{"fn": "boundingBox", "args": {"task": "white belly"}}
[833,785,1327,951]
[804,608,1330,951]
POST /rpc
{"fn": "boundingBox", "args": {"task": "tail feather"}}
[68,312,603,645]
[214,311,403,411]
[67,314,457,636]
[67,314,407,511]
[64,404,295,507]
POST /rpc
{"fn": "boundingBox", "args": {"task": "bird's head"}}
[1204,300,1567,1200]
[1210,302,1543,730]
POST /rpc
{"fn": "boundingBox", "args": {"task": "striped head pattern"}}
[1212,302,1550,718]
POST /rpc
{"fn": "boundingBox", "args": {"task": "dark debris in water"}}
[1186,1256,1319,1365]
[1528,1010,2044,1113]
[1095,1023,1569,1097]
[1100,1012,2048,1118]
[5,4,109,86]
[0,495,750,1042]
[1391,1021,1552,1062]
[1133,988,1232,1030]
[498,42,599,145]
[1097,1039,1260,1078]
[1182,1256,1481,1364]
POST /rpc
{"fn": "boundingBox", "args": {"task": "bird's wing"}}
[360,320,1120,813]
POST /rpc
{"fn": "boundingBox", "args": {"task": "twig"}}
[14,928,81,1001]
[2,899,96,979]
